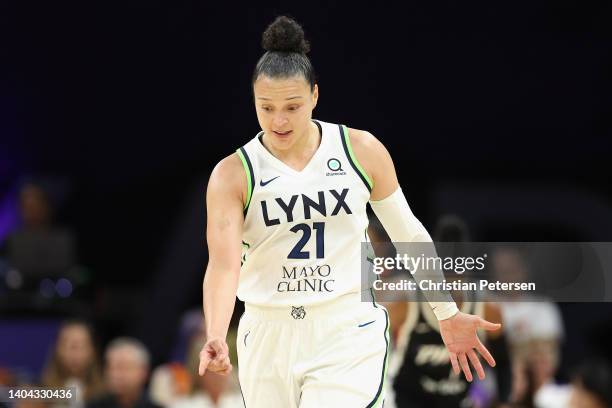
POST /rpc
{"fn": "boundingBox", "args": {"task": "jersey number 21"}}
[288,222,325,259]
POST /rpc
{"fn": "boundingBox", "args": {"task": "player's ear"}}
[312,84,319,109]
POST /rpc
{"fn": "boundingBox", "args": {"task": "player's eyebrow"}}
[257,96,303,100]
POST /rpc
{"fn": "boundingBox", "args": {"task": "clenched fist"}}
[198,337,232,376]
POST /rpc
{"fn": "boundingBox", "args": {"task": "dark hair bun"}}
[262,16,310,54]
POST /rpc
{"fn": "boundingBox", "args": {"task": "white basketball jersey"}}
[235,119,373,307]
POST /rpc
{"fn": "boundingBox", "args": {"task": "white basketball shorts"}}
[236,291,390,408]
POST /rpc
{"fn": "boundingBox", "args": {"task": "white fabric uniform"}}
[235,120,389,408]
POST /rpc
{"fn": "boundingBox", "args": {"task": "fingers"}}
[217,362,233,376]
[468,349,485,380]
[476,338,497,367]
[205,360,233,376]
[458,353,473,382]
[208,357,232,375]
[479,318,502,331]
[449,352,461,376]
[452,348,489,382]
[199,356,232,376]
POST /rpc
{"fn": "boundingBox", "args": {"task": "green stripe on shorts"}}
[366,307,390,408]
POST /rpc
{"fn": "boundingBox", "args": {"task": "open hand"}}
[439,311,501,382]
[198,337,232,376]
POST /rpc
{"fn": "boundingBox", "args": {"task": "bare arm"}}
[199,153,246,375]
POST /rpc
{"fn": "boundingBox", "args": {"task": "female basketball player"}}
[199,16,501,407]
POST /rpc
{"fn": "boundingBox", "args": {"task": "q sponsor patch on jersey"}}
[326,157,347,176]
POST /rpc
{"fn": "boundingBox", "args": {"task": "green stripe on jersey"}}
[236,149,253,211]
[341,125,374,190]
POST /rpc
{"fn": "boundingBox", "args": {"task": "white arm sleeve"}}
[370,187,459,320]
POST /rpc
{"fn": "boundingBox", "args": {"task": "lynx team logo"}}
[326,158,346,176]
[291,306,306,319]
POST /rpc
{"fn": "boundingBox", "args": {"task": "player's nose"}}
[272,115,288,128]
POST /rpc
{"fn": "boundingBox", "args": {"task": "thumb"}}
[479,318,502,331]
[199,352,211,376]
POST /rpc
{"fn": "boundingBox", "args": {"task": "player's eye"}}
[287,105,300,111]
[261,106,272,112]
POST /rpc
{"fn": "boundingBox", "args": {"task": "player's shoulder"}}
[345,126,383,151]
[211,152,243,179]
[208,152,245,194]
[344,126,391,171]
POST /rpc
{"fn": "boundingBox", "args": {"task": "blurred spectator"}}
[509,339,569,408]
[148,309,205,406]
[566,359,612,408]
[42,320,105,406]
[492,248,565,406]
[492,248,564,344]
[149,363,192,406]
[4,182,77,288]
[87,338,160,408]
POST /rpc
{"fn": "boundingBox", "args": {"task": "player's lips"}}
[272,130,292,137]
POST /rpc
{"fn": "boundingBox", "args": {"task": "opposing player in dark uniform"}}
[390,299,509,407]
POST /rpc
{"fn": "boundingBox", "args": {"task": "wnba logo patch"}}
[326,158,346,176]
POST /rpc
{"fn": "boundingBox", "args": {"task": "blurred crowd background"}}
[1,1,611,407]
